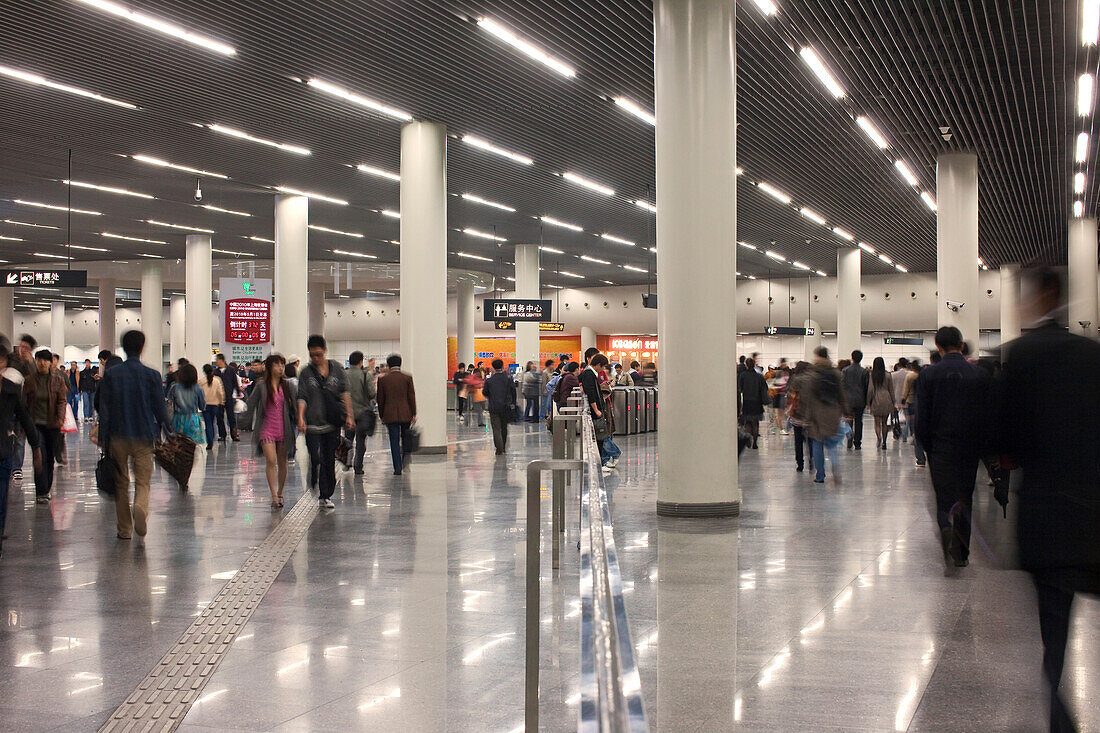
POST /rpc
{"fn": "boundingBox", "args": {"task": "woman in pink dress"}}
[245,353,297,507]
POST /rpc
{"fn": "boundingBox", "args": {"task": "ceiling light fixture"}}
[146,219,214,233]
[139,253,163,258]
[208,124,310,155]
[920,192,938,211]
[74,0,235,55]
[855,116,888,149]
[756,182,792,204]
[878,253,893,264]
[580,255,610,264]
[634,200,657,213]
[799,207,826,225]
[66,244,108,252]
[832,227,854,241]
[64,179,154,199]
[461,135,533,165]
[462,227,507,242]
[212,248,248,256]
[858,242,875,254]
[1074,200,1084,217]
[202,204,250,217]
[540,216,583,232]
[613,97,655,126]
[815,270,828,277]
[102,232,166,244]
[355,164,400,181]
[765,250,787,262]
[4,219,58,229]
[893,160,919,186]
[622,264,647,272]
[456,251,493,262]
[461,193,515,212]
[601,233,635,246]
[539,245,564,254]
[309,224,363,238]
[306,78,411,121]
[792,261,811,270]
[14,199,101,215]
[559,271,585,279]
[895,265,908,273]
[0,235,23,241]
[1077,132,1090,163]
[275,186,347,205]
[0,63,137,108]
[332,249,377,259]
[476,18,576,77]
[749,0,778,15]
[1075,172,1087,194]
[33,252,69,260]
[738,241,757,250]
[1079,74,1094,116]
[248,236,275,243]
[799,47,845,98]
[562,172,615,196]
[1085,0,1100,45]
[131,154,227,179]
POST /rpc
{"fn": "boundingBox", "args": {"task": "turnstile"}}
[611,386,658,435]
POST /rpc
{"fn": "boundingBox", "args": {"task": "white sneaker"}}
[319,498,335,509]
[601,465,614,474]
[607,457,619,468]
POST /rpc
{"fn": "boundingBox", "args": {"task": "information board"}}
[494,321,565,332]
[0,270,87,287]
[884,337,924,346]
[483,299,553,322]
[219,278,272,364]
[764,326,811,336]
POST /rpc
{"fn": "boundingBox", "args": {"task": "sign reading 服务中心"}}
[219,278,272,364]
[0,270,87,288]
[483,299,553,322]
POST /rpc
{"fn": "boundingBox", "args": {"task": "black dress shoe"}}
[393,469,402,476]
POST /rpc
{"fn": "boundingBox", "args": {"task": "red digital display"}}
[224,298,270,345]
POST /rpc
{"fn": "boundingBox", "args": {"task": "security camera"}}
[946,300,964,312]
[1079,320,1092,329]
[194,178,203,202]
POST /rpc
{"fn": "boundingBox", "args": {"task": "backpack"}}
[814,369,842,406]
[545,373,561,396]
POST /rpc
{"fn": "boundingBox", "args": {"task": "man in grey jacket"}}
[344,350,377,475]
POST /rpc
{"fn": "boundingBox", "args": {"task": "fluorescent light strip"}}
[1085,0,1100,44]
[601,233,635,246]
[131,154,227,179]
[749,0,778,15]
[894,160,919,186]
[580,255,610,264]
[1075,172,1087,194]
[15,199,101,215]
[832,227,854,241]
[0,63,137,108]
[275,186,347,205]
[1080,74,1094,116]
[306,78,411,121]
[539,246,564,254]
[613,97,655,125]
[379,209,401,219]
[634,200,657,213]
[562,172,614,196]
[461,135,533,165]
[309,224,362,238]
[103,232,167,244]
[33,252,69,260]
[815,270,828,277]
[622,264,647,272]
[212,248,248,256]
[855,116,888,149]
[208,124,310,155]
[559,271,585,279]
[792,261,811,270]
[66,244,108,252]
[248,236,275,243]
[858,242,875,254]
[540,216,583,232]
[738,241,757,250]
[456,251,493,262]
[462,227,506,241]
[895,265,908,273]
[765,250,787,262]
[476,18,576,78]
[799,207,826,225]
[878,254,893,264]
[0,235,23,241]
[461,193,515,212]
[920,192,938,211]
[356,164,400,181]
[1077,132,1090,163]
[65,179,153,199]
[757,182,792,204]
[146,219,214,233]
[75,0,235,55]
[1074,200,1084,217]
[799,47,845,98]
[4,219,59,229]
[333,249,377,259]
[140,253,164,258]
[202,204,250,217]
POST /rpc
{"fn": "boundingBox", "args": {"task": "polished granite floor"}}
[0,418,1096,732]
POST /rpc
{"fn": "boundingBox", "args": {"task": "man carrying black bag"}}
[0,342,42,559]
[297,335,354,509]
[344,351,377,476]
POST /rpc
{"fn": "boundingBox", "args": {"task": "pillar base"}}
[656,500,740,518]
[417,445,448,455]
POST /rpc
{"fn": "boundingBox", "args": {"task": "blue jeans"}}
[81,391,94,420]
[539,393,552,420]
[203,405,220,447]
[906,404,925,463]
[386,422,411,472]
[0,455,13,535]
[810,438,840,482]
[524,396,539,421]
[68,393,80,421]
[601,437,621,465]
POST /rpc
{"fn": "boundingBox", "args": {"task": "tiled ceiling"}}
[0,0,1088,295]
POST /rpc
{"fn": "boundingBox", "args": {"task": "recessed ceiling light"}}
[64,179,154,199]
[15,199,101,215]
[613,97,655,126]
[799,207,826,225]
[858,242,876,254]
[580,255,610,264]
[476,18,576,78]
[209,124,310,155]
[248,236,274,243]
[601,233,635,246]
[457,251,493,262]
[815,270,828,277]
[65,244,108,252]
[356,164,400,181]
[756,182,792,204]
[1075,171,1087,194]
[146,219,214,233]
[832,227,854,241]
[0,63,137,108]
[893,160,919,186]
[559,271,585,279]
[622,264,646,272]
[634,200,657,213]
[202,204,250,217]
[0,235,23,241]
[1081,74,1096,116]
[310,224,363,239]
[895,265,908,273]
[33,252,69,260]
[799,47,845,98]
[131,155,227,179]
[920,192,937,211]
[738,241,757,250]
[306,78,411,121]
[333,249,377,259]
[140,253,163,258]
[379,209,401,219]
[562,172,614,196]
[1077,132,1090,163]
[102,232,166,244]
[1074,200,1084,217]
[878,253,893,264]
[792,261,811,270]
[749,0,778,15]
[275,186,347,205]
[461,135,533,166]
[765,250,787,262]
[539,246,564,254]
[4,219,59,229]
[461,193,515,212]
[540,216,583,232]
[855,116,888,149]
[212,248,248,256]
[462,228,506,242]
[74,0,235,55]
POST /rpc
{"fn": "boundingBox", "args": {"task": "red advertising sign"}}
[224,298,270,344]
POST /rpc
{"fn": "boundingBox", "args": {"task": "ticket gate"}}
[642,387,656,432]
[611,386,658,435]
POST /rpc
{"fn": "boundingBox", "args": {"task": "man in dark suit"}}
[375,353,416,475]
[214,353,240,441]
[483,358,517,455]
[915,325,991,568]
[997,268,1100,732]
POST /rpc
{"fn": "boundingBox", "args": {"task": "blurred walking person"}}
[804,348,848,484]
[736,357,769,449]
[842,350,869,450]
[344,351,376,475]
[376,353,416,475]
[867,357,896,450]
[200,364,225,450]
[297,335,353,508]
[520,361,540,422]
[0,345,41,558]
[24,350,65,504]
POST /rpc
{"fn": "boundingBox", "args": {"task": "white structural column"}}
[274,194,309,356]
[0,289,12,342]
[99,278,116,354]
[185,234,212,367]
[169,296,185,365]
[937,152,980,347]
[1068,217,1099,339]
[803,319,821,361]
[50,302,65,355]
[836,248,861,361]
[655,0,739,517]
[399,120,448,453]
[456,280,475,366]
[514,244,540,367]
[141,261,164,368]
[308,288,325,337]
[999,264,1021,344]
[580,326,596,358]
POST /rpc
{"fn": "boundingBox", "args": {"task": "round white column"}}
[0,289,12,342]
[937,152,980,348]
[185,234,212,367]
[456,280,475,367]
[514,244,540,367]
[308,288,325,337]
[1068,217,1098,339]
[50,301,65,356]
[169,296,185,365]
[655,0,738,517]
[836,248,861,362]
[274,194,309,356]
[999,264,1021,344]
[803,319,821,361]
[580,326,596,359]
[400,120,448,452]
[141,261,164,369]
[99,278,116,354]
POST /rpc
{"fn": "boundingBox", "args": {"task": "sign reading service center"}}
[220,277,272,364]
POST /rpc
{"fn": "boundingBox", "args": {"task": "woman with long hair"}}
[246,353,296,507]
[867,356,896,450]
[170,363,207,446]
[200,363,225,450]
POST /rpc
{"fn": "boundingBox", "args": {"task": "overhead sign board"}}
[0,270,87,288]
[884,337,924,346]
[483,299,553,322]
[494,321,566,332]
[764,326,812,336]
[220,277,272,364]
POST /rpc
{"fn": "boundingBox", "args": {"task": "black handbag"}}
[594,417,611,441]
[96,446,119,500]
[405,424,421,453]
[361,406,378,437]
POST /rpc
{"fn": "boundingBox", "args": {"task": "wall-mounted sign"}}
[220,278,272,364]
[642,294,657,309]
[884,337,924,346]
[610,337,658,351]
[494,321,566,332]
[0,270,87,287]
[483,299,553,322]
[764,326,811,336]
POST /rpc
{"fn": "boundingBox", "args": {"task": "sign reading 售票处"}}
[0,270,87,287]
[219,277,272,364]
